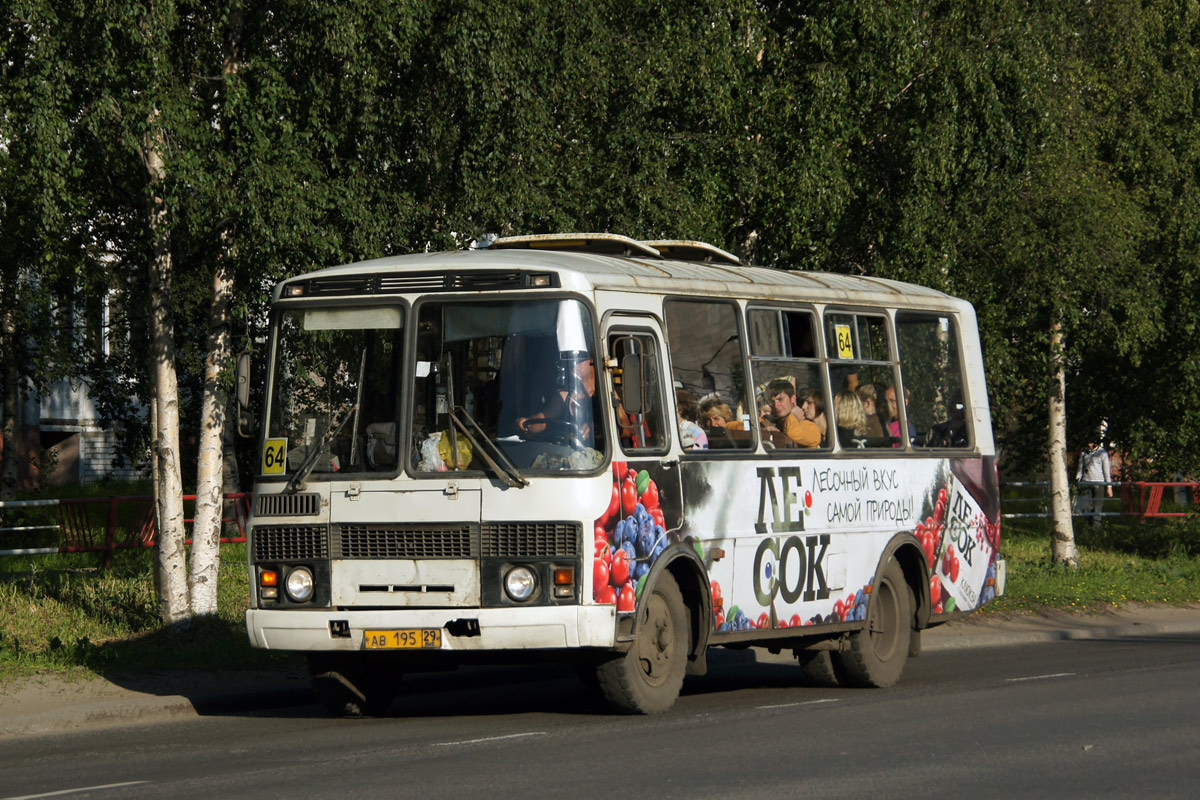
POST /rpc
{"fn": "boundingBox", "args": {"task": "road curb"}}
[0,670,314,740]
[923,602,1200,649]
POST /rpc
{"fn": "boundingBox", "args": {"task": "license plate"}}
[363,628,442,650]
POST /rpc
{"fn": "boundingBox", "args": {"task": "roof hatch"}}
[490,233,741,265]
[491,233,661,259]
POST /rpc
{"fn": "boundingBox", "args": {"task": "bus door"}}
[595,317,684,603]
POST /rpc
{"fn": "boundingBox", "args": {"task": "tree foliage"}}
[4,0,1200,581]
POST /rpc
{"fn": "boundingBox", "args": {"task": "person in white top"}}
[1076,439,1112,527]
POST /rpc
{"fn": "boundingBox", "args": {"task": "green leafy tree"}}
[0,0,99,497]
[1062,0,1200,478]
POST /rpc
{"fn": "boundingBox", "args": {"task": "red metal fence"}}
[1120,482,1200,522]
[0,493,250,566]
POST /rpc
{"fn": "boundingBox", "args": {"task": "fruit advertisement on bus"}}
[592,456,1001,630]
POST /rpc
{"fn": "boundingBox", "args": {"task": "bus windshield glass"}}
[411,297,604,474]
[266,305,405,477]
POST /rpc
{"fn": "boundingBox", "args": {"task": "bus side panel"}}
[670,456,1001,635]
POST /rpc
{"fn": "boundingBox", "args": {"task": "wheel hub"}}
[638,595,675,683]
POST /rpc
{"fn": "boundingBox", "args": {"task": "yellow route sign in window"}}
[262,438,288,475]
[835,323,855,359]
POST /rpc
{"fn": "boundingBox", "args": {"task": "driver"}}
[515,354,597,445]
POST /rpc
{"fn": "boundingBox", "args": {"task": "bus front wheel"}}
[308,653,399,717]
[834,560,911,688]
[595,571,689,714]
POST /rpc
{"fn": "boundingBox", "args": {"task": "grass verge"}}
[984,515,1200,612]
[3,513,1200,682]
[0,544,297,682]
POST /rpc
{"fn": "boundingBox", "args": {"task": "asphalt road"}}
[3,632,1200,800]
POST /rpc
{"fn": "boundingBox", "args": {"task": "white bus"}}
[240,233,1005,715]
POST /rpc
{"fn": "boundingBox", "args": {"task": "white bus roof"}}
[276,237,965,311]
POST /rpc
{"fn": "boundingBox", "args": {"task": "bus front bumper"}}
[245,605,618,652]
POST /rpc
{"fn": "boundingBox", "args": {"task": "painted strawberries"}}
[593,461,670,610]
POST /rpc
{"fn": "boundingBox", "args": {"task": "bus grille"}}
[377,272,527,292]
[298,271,533,297]
[255,492,320,517]
[253,525,329,561]
[449,272,524,290]
[322,522,582,559]
[482,522,580,558]
[333,525,477,559]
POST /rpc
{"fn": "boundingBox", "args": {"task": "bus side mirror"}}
[236,351,255,438]
[621,354,643,414]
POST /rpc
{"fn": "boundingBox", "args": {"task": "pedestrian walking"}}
[1076,438,1113,527]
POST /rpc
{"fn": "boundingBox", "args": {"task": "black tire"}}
[833,560,912,688]
[307,653,399,717]
[796,649,840,687]
[907,583,922,657]
[595,571,689,714]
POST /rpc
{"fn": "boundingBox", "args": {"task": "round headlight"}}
[285,567,315,602]
[504,565,538,602]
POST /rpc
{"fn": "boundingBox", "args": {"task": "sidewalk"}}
[3,603,1199,739]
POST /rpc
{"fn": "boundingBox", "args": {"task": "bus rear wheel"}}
[834,560,911,688]
[595,571,689,714]
[308,653,399,717]
[796,649,840,687]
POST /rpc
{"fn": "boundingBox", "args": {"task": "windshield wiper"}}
[448,405,529,488]
[284,402,358,494]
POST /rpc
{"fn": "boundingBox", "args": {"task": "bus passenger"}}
[883,384,916,443]
[928,390,967,447]
[834,390,868,447]
[855,383,886,438]
[700,399,744,431]
[797,388,827,443]
[675,389,708,450]
[761,379,820,448]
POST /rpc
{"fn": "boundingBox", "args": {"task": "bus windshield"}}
[411,297,604,474]
[266,305,405,478]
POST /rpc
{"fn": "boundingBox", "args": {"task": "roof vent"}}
[492,233,662,259]
[642,240,741,266]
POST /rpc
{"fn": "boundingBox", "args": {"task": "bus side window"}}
[896,313,970,449]
[609,332,668,453]
[825,312,899,449]
[749,307,827,452]
[665,299,753,450]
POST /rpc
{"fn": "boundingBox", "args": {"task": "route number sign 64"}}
[262,438,288,475]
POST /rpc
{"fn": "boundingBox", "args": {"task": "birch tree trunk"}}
[1047,320,1078,567]
[148,363,161,601]
[188,0,244,617]
[141,121,190,625]
[188,250,233,616]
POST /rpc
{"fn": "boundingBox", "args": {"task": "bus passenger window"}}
[896,313,970,449]
[749,307,827,451]
[665,300,753,450]
[825,312,899,449]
